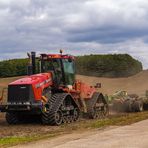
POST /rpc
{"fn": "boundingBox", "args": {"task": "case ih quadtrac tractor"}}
[0,51,109,125]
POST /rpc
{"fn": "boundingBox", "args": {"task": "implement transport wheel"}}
[5,112,19,124]
[134,101,143,112]
[124,100,132,112]
[112,100,125,112]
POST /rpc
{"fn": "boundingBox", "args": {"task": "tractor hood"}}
[8,73,53,101]
[9,73,53,86]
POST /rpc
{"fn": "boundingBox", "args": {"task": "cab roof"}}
[40,54,75,60]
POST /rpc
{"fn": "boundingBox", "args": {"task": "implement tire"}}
[124,100,132,112]
[134,101,143,112]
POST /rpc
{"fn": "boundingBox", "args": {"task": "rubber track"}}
[42,93,69,125]
[86,92,102,112]
[85,92,108,118]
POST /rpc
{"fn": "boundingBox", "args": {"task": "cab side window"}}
[62,59,75,85]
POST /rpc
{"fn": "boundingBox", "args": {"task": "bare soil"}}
[77,70,148,96]
[0,117,59,138]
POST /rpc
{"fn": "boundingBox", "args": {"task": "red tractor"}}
[0,51,109,125]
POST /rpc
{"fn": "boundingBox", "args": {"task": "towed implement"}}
[109,91,144,112]
[0,51,108,125]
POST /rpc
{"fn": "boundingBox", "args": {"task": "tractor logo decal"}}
[35,78,51,88]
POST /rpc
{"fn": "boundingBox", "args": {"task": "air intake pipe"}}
[27,51,36,75]
[31,52,36,74]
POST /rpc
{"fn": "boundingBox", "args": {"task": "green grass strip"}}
[1,111,148,147]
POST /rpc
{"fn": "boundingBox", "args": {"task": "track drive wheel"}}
[5,112,19,124]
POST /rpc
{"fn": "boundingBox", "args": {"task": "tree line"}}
[0,54,142,78]
[75,54,142,77]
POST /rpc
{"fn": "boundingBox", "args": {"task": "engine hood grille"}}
[8,84,34,103]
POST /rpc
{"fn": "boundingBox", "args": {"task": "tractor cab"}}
[40,54,75,87]
[28,52,75,87]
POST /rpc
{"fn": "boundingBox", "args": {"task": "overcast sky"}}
[0,0,148,68]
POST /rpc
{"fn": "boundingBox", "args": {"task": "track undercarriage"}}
[42,93,80,125]
[5,92,109,125]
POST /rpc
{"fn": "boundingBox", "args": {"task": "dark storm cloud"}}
[67,27,148,43]
[0,0,148,68]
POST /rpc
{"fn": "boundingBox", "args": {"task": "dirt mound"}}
[77,70,148,96]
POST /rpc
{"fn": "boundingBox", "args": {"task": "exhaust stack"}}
[27,51,36,75]
[31,52,36,74]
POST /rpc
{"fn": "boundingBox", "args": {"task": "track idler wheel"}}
[53,110,63,125]
[88,108,98,119]
[73,108,80,121]
[103,104,109,116]
[88,108,105,119]
[6,112,19,124]
[42,110,63,126]
[62,108,79,124]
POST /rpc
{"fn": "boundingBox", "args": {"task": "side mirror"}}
[94,83,101,88]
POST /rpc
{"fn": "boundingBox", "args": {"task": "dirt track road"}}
[13,119,148,148]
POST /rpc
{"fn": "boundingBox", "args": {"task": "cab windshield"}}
[41,58,75,85]
[62,59,75,85]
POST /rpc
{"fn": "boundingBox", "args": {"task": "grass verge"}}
[0,133,60,148]
[1,111,148,147]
